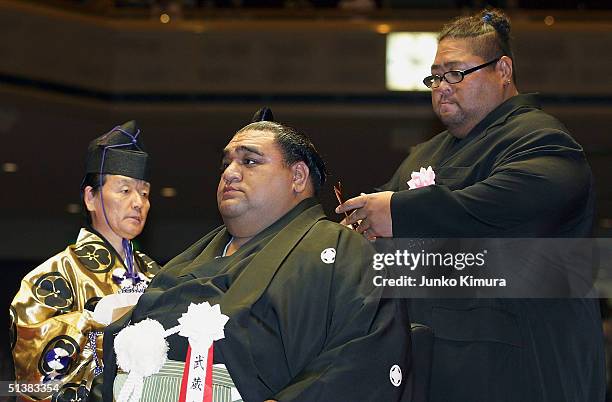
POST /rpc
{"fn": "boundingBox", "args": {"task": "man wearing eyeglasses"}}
[337,8,605,402]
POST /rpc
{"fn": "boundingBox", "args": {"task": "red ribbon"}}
[178,344,214,402]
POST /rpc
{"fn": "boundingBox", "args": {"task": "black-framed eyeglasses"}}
[423,57,501,89]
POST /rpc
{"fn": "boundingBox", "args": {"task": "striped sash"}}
[114,360,242,402]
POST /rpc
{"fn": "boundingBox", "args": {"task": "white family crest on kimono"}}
[407,166,436,189]
[114,302,229,402]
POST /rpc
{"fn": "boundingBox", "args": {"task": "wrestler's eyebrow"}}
[222,145,264,157]
[446,61,464,69]
[431,61,463,71]
[237,145,263,156]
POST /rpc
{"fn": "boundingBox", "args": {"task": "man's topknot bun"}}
[481,9,511,41]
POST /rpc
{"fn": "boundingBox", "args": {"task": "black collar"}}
[463,93,541,140]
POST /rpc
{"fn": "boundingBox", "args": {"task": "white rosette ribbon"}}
[115,319,168,402]
[114,302,229,402]
[174,302,229,402]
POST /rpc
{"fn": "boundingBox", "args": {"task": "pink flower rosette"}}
[407,166,436,190]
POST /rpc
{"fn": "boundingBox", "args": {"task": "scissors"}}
[333,181,359,230]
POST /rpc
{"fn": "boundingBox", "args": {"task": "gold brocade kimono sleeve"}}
[9,228,159,401]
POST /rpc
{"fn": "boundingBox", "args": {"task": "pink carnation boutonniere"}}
[407,166,436,190]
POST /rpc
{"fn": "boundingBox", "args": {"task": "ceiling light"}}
[161,187,177,198]
[66,203,81,214]
[2,162,18,173]
[386,32,438,92]
[376,24,391,34]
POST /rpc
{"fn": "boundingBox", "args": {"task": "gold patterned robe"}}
[9,228,160,401]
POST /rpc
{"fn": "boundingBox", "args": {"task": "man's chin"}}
[118,221,145,238]
[218,202,245,219]
[121,228,143,240]
[438,111,464,128]
[437,105,455,117]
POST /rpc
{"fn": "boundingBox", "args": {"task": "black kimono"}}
[379,94,606,401]
[102,198,411,402]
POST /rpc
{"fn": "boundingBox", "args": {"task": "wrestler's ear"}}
[83,186,98,212]
[291,161,310,194]
[497,56,513,84]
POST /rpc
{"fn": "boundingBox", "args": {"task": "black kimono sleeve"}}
[271,229,412,402]
[389,130,594,237]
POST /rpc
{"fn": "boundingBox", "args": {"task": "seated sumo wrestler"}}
[10,121,160,401]
[100,109,411,402]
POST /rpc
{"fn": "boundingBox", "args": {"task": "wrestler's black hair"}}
[234,121,327,196]
[80,173,107,225]
[439,8,516,82]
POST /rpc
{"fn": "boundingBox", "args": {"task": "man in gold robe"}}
[10,121,160,401]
